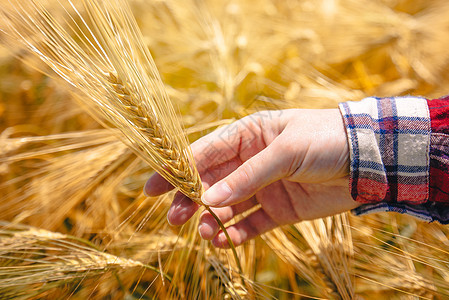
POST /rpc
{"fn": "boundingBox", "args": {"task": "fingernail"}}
[198,224,205,239]
[202,182,232,206]
[212,232,228,248]
[166,207,173,226]
[143,180,151,197]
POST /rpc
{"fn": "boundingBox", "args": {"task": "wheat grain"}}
[1,0,247,280]
[263,215,354,299]
[207,256,249,300]
[304,249,340,299]
[0,140,129,228]
[263,228,342,298]
[106,70,203,201]
[0,222,172,298]
[0,0,204,204]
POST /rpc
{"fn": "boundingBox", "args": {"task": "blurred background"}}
[1,0,449,299]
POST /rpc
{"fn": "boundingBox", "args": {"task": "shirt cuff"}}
[352,201,449,224]
[339,96,433,220]
[427,95,449,204]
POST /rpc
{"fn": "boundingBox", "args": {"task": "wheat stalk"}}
[207,256,249,300]
[0,0,201,202]
[350,217,443,297]
[0,222,172,298]
[263,215,355,299]
[0,0,244,279]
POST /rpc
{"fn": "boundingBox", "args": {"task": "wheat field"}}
[1,0,449,299]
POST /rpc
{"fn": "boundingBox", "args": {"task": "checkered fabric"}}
[428,96,449,209]
[338,96,447,222]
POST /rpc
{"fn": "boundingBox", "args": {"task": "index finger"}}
[144,172,175,197]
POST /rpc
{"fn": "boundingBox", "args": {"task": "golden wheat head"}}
[0,0,203,202]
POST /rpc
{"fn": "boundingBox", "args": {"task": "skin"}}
[145,109,360,248]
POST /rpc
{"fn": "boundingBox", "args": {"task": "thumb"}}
[202,137,291,207]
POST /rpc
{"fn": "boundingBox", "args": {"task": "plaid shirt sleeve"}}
[339,96,449,223]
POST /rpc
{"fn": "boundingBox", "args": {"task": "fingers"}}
[198,197,258,240]
[199,181,297,243]
[202,136,290,208]
[146,113,288,235]
[167,192,200,225]
[212,208,278,248]
[153,158,242,228]
[144,172,174,197]
[144,116,263,197]
[145,156,240,200]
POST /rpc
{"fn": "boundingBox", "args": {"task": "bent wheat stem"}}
[0,0,243,278]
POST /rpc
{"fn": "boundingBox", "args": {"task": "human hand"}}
[145,109,360,248]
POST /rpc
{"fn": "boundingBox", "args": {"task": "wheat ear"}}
[0,222,172,291]
[106,70,202,201]
[0,0,199,202]
[0,0,243,276]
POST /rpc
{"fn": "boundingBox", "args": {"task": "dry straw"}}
[263,214,354,299]
[0,222,171,298]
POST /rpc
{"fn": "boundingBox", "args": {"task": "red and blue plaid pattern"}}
[428,96,449,206]
[340,96,430,203]
[338,96,449,222]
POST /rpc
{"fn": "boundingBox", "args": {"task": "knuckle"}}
[239,162,256,191]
